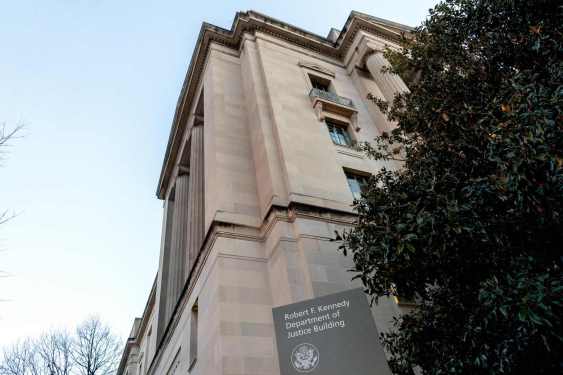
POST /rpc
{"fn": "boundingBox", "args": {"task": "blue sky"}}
[0,0,437,347]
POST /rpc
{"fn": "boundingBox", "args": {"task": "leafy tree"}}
[340,1,562,374]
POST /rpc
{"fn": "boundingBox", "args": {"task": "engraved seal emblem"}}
[291,343,319,373]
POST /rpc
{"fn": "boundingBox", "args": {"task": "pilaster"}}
[365,51,409,104]
[167,174,190,316]
[187,123,205,270]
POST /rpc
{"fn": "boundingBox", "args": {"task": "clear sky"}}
[0,0,437,348]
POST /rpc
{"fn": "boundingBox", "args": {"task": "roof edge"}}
[155,10,412,199]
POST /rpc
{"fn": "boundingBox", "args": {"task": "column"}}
[166,173,190,317]
[365,51,409,104]
[156,198,174,343]
[187,123,205,272]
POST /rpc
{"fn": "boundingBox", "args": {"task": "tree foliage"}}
[340,1,562,374]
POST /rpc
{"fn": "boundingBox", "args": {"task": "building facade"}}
[118,11,412,375]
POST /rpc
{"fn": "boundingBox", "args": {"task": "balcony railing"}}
[308,88,355,108]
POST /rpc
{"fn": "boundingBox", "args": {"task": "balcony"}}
[308,88,358,124]
[309,88,355,108]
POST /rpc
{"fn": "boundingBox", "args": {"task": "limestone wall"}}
[122,14,409,375]
[204,44,261,231]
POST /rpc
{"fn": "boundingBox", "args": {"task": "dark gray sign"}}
[272,288,392,375]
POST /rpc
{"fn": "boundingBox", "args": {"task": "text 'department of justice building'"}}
[272,288,393,375]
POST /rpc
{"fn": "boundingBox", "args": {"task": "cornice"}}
[144,202,356,374]
[156,10,412,198]
[116,278,156,375]
[136,277,157,340]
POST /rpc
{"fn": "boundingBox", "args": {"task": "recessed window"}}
[167,348,181,375]
[345,171,368,200]
[189,301,198,371]
[309,74,331,92]
[326,119,352,146]
[145,326,152,371]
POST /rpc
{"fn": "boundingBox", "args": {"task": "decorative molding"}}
[298,60,336,77]
[177,165,189,174]
[298,234,337,242]
[336,146,365,159]
[310,90,358,128]
[145,202,356,374]
[116,280,156,375]
[193,115,204,125]
[217,253,268,263]
[156,11,411,198]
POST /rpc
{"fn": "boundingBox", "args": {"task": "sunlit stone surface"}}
[117,10,412,375]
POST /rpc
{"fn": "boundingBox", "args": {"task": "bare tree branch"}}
[0,123,24,228]
[0,123,25,296]
[72,317,122,375]
[0,123,24,166]
[0,339,37,375]
[36,331,73,375]
[0,318,121,375]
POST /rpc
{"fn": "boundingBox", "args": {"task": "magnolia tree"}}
[339,0,562,374]
[0,318,122,375]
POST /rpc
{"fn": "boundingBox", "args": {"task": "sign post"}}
[272,288,393,375]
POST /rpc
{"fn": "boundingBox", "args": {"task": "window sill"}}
[335,145,365,159]
[310,90,358,128]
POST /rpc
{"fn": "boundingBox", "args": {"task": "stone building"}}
[117,10,411,375]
